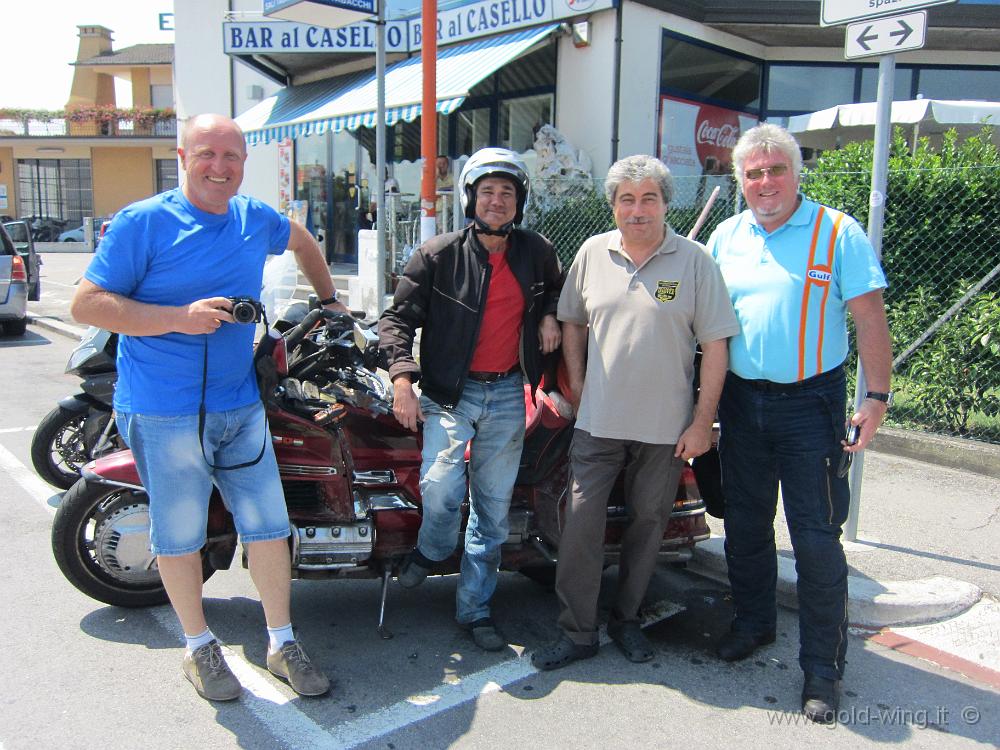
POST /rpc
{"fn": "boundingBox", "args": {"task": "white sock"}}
[185,628,215,653]
[267,623,295,653]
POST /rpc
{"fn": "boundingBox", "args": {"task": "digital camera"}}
[227,296,264,324]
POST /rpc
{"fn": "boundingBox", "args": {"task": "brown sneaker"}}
[182,640,242,701]
[267,640,331,697]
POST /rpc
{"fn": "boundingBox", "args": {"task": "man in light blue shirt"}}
[706,123,892,724]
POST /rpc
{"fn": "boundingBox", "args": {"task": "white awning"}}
[786,99,1000,150]
[238,24,559,145]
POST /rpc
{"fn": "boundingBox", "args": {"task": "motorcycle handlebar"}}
[281,309,366,352]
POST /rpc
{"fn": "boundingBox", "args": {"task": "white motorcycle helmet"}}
[459,147,530,234]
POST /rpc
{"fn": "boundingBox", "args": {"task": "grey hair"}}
[731,123,802,188]
[604,155,673,206]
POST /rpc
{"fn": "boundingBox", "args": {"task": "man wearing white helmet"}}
[379,147,563,651]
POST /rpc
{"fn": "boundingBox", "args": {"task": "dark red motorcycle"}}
[51,308,711,636]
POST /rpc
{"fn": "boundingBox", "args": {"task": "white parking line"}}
[0,426,36,434]
[149,608,341,749]
[328,598,684,748]
[3,441,685,748]
[0,443,59,515]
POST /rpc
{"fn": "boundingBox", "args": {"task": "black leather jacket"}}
[379,225,562,408]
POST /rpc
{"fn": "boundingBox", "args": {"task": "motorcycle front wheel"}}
[31,405,117,490]
[51,478,216,608]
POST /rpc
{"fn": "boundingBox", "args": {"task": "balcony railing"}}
[0,117,177,137]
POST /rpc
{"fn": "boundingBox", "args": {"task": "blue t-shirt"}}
[706,196,887,383]
[85,188,291,415]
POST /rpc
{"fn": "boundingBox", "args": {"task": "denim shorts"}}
[116,401,290,557]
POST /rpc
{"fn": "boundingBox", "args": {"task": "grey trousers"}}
[555,429,684,645]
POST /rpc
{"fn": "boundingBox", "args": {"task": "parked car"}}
[21,216,68,242]
[2,220,40,301]
[58,226,86,242]
[0,223,30,336]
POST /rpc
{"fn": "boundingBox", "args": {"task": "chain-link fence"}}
[523,174,742,267]
[801,164,1000,446]
[519,163,1000,445]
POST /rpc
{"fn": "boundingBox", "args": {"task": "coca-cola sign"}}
[694,105,742,172]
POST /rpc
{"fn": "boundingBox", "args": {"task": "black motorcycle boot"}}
[802,673,840,724]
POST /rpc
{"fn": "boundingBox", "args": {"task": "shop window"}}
[766,65,855,114]
[859,67,915,102]
[17,158,92,223]
[661,33,761,112]
[455,107,492,156]
[391,119,423,163]
[916,67,1000,102]
[295,132,329,238]
[500,94,552,152]
[155,159,178,193]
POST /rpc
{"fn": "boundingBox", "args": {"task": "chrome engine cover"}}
[290,520,374,570]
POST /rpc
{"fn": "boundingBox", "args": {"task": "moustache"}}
[625,217,652,225]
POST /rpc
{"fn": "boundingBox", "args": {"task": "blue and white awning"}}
[238,24,558,145]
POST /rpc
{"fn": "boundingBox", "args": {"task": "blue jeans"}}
[117,402,290,556]
[718,368,850,681]
[417,372,525,624]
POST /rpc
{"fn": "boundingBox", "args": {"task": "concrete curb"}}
[28,315,85,342]
[869,427,1000,480]
[689,536,983,628]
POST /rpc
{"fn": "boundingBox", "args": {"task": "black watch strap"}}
[318,291,339,305]
[865,391,893,406]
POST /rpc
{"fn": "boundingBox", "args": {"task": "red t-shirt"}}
[469,248,524,372]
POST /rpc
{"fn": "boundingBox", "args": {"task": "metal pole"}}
[610,3,623,163]
[844,53,894,543]
[419,0,438,245]
[375,1,387,309]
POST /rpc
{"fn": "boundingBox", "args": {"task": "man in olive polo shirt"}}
[532,154,739,670]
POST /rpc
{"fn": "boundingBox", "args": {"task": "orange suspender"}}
[796,208,844,381]
[797,208,826,381]
[815,211,845,375]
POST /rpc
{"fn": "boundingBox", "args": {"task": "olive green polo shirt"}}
[557,226,739,444]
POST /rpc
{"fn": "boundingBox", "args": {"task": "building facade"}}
[172,0,1000,262]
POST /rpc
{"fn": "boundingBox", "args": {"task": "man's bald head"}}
[178,114,248,214]
[181,114,246,156]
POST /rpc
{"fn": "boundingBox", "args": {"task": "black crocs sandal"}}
[531,635,598,671]
[608,619,655,662]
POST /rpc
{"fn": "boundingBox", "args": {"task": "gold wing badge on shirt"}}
[655,280,679,302]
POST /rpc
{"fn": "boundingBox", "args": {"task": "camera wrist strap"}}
[198,334,267,471]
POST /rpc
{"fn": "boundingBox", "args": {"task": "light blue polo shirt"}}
[706,196,886,383]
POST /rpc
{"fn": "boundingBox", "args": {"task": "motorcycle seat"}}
[462,384,572,463]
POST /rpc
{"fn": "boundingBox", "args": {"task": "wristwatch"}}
[865,391,894,407]
[318,291,339,306]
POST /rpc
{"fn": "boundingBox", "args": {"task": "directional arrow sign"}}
[845,11,927,59]
[821,0,955,27]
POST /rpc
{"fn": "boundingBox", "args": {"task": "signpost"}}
[820,0,955,27]
[844,11,927,59]
[819,0,956,540]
